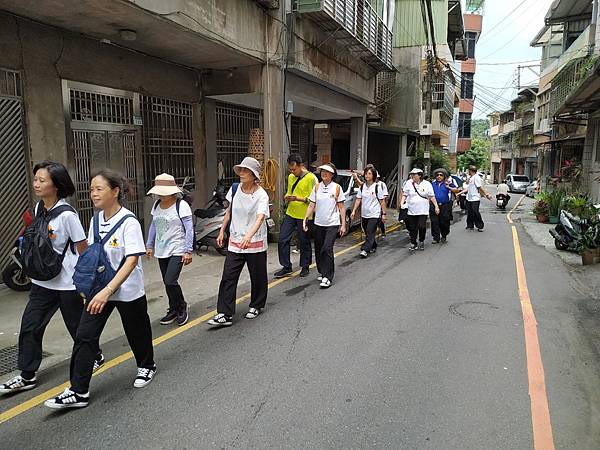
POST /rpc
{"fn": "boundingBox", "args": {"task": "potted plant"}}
[576,223,600,265]
[546,190,565,224]
[532,199,549,223]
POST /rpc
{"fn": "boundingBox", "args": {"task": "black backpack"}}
[19,201,76,281]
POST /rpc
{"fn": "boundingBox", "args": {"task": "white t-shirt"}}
[226,185,270,254]
[467,175,483,201]
[403,180,434,216]
[151,200,192,258]
[87,207,146,302]
[379,181,389,198]
[497,183,509,196]
[309,182,346,227]
[357,182,385,219]
[32,199,87,291]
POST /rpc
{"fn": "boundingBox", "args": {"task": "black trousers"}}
[430,202,453,241]
[459,195,467,210]
[158,256,187,312]
[378,218,386,235]
[361,218,380,252]
[466,200,484,230]
[278,214,312,270]
[70,296,154,394]
[18,284,85,378]
[405,214,427,244]
[217,251,268,317]
[313,225,338,280]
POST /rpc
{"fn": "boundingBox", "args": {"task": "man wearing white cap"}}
[208,157,270,327]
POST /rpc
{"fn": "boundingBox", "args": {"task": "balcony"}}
[295,0,393,71]
[550,54,599,116]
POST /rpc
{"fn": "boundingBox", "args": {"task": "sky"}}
[472,0,556,120]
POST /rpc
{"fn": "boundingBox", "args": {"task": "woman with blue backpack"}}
[45,169,156,409]
[0,161,105,395]
[145,173,194,327]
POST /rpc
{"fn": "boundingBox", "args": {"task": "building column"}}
[262,63,288,235]
[350,115,367,170]
[511,158,517,174]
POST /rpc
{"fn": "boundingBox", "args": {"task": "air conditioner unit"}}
[421,124,432,136]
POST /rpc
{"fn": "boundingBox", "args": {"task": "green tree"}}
[412,144,450,173]
[457,138,490,172]
[471,119,489,139]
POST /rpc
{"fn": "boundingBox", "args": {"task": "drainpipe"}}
[590,0,598,55]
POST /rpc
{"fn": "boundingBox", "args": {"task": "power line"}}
[477,0,532,44]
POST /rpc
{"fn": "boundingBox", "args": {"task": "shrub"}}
[532,200,549,216]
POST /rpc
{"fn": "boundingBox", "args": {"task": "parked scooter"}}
[496,194,510,210]
[549,209,597,251]
[194,183,229,256]
[2,237,31,291]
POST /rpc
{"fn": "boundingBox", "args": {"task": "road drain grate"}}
[0,345,51,376]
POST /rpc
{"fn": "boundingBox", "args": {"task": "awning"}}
[555,60,600,116]
[545,0,592,25]
[548,134,586,143]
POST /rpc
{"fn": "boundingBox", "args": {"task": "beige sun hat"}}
[146,173,182,196]
[234,157,261,179]
[409,167,424,175]
[317,164,336,175]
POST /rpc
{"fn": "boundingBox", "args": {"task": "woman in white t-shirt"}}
[0,161,104,395]
[146,173,193,327]
[400,168,439,251]
[207,157,270,327]
[46,169,156,410]
[350,165,386,258]
[303,163,346,288]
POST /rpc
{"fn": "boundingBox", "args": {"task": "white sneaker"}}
[44,388,89,409]
[0,375,37,393]
[317,274,323,281]
[133,366,157,388]
[359,250,368,258]
[319,277,332,288]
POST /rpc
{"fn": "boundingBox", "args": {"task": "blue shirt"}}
[432,179,455,204]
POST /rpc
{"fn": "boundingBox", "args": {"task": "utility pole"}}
[424,50,434,177]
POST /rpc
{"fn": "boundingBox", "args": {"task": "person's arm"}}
[239,213,266,250]
[477,181,492,200]
[338,201,346,236]
[216,207,231,248]
[303,201,316,231]
[284,174,295,202]
[87,256,139,315]
[350,197,362,220]
[182,216,194,265]
[145,221,156,258]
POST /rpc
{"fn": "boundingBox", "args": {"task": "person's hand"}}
[145,248,153,259]
[240,234,252,250]
[350,210,356,221]
[339,224,346,237]
[216,230,225,248]
[435,206,440,215]
[182,252,192,266]
[486,193,492,200]
[303,220,308,232]
[87,288,110,315]
[381,213,387,223]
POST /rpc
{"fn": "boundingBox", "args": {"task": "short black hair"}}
[33,160,76,198]
[287,153,303,166]
[468,165,478,173]
[364,164,378,180]
[90,168,130,204]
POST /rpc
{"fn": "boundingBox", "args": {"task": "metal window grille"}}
[70,89,133,124]
[140,96,195,191]
[0,69,29,272]
[215,101,261,187]
[291,118,311,162]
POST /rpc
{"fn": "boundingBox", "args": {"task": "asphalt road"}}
[1,193,600,449]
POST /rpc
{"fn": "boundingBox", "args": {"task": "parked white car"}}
[525,180,539,197]
[505,174,530,193]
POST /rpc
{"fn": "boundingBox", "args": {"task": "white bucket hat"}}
[146,173,182,196]
[409,168,424,175]
[234,157,261,179]
[317,164,336,174]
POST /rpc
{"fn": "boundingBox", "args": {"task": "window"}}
[458,113,472,138]
[461,73,474,99]
[465,32,476,59]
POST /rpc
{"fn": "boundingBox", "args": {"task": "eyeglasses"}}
[435,173,444,177]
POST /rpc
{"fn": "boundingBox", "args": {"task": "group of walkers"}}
[0,154,490,410]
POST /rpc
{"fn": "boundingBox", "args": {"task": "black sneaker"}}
[93,354,105,373]
[0,375,37,394]
[299,267,310,277]
[207,313,233,327]
[274,268,293,278]
[176,307,189,326]
[44,388,89,409]
[441,236,447,243]
[359,250,368,258]
[432,240,440,244]
[159,309,177,325]
[409,244,418,251]
[477,228,484,232]
[418,242,425,251]
[133,366,157,388]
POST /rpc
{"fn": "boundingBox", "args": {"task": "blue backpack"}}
[72,213,135,300]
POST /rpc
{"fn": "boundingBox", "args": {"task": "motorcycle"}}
[549,210,595,251]
[194,183,229,256]
[496,193,510,210]
[2,237,32,291]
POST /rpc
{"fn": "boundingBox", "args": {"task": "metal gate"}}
[0,69,30,271]
[64,81,142,227]
[291,117,312,163]
[215,101,261,186]
[140,95,195,192]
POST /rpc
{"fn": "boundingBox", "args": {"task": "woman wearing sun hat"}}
[145,173,194,327]
[208,157,270,327]
[303,162,346,288]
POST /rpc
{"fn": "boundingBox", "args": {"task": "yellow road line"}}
[509,214,555,449]
[507,194,526,224]
[0,224,400,425]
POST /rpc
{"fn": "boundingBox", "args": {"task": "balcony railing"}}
[295,0,393,71]
[375,70,396,115]
[550,55,598,117]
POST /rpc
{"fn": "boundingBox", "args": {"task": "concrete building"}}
[0,0,394,269]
